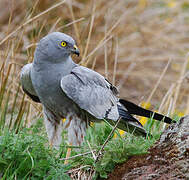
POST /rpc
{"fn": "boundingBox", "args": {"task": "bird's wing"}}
[20,63,40,103]
[60,66,119,120]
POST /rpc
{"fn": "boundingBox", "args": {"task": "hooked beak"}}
[71,45,80,56]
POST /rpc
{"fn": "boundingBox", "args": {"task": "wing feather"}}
[20,63,40,103]
[60,66,119,120]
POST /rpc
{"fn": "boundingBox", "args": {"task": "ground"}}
[108,116,189,180]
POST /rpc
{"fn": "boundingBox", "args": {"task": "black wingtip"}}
[23,88,41,103]
[119,99,176,124]
[117,105,147,137]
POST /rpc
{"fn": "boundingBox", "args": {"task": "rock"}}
[108,116,189,180]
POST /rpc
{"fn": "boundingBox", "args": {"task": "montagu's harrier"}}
[20,32,174,150]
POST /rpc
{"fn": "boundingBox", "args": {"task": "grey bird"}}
[20,32,174,149]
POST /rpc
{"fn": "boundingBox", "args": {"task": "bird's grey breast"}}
[31,62,77,117]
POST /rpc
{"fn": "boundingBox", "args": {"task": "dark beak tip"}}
[72,45,80,56]
[74,50,80,57]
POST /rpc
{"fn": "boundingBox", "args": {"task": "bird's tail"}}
[115,105,147,137]
[115,99,175,137]
[119,99,175,123]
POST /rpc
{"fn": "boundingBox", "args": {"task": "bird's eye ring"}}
[60,41,67,47]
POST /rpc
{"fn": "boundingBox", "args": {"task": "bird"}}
[20,32,175,153]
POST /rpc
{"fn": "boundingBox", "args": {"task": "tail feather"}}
[119,99,175,124]
[117,105,147,137]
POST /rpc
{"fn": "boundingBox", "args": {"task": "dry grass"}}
[0,0,188,128]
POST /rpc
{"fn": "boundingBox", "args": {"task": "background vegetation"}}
[0,0,188,179]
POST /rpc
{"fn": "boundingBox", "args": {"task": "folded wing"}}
[20,63,40,103]
[60,66,119,120]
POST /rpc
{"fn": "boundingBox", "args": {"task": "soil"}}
[108,116,189,180]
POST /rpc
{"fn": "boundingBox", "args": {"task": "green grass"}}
[0,117,163,179]
[0,120,70,180]
[66,120,160,179]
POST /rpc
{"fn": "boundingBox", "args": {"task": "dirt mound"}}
[108,116,189,180]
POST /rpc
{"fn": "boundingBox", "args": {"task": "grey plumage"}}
[20,32,147,148]
[20,64,40,103]
[60,66,119,120]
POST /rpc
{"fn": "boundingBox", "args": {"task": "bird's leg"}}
[64,143,72,165]
[62,117,72,164]
[45,119,63,149]
[43,106,63,149]
[49,140,53,148]
[62,113,88,164]
[63,114,74,164]
[64,114,88,164]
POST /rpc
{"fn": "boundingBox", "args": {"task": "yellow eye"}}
[61,41,67,47]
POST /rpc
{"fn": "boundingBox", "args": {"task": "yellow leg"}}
[49,130,56,148]
[50,140,53,148]
[64,143,72,165]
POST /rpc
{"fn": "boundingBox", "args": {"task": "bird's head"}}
[34,32,80,63]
